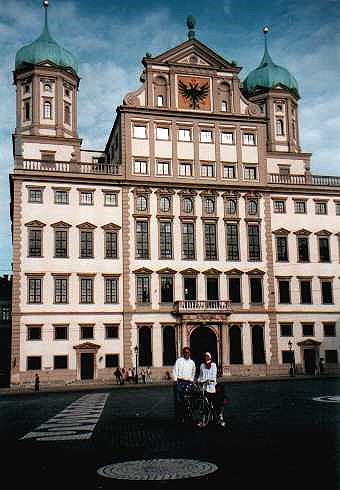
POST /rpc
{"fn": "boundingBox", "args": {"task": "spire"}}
[260,26,274,67]
[187,16,196,40]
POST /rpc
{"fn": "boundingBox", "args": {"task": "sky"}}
[0,0,339,274]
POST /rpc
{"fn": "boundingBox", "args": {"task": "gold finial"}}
[263,26,269,34]
[43,0,49,7]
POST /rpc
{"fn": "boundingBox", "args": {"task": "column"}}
[152,322,162,368]
[242,322,252,366]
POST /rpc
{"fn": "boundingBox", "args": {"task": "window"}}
[157,95,164,107]
[54,355,68,369]
[54,277,68,304]
[294,200,306,214]
[204,198,215,214]
[55,230,68,258]
[80,191,93,205]
[278,280,291,304]
[223,165,236,179]
[105,325,119,338]
[276,104,283,112]
[226,223,239,261]
[297,237,309,262]
[335,202,340,215]
[225,199,237,215]
[80,325,94,339]
[136,195,148,212]
[24,101,30,121]
[80,231,93,258]
[28,277,42,304]
[43,101,52,119]
[41,152,55,162]
[133,160,148,175]
[156,127,169,140]
[248,224,261,261]
[28,229,42,257]
[228,277,241,303]
[27,326,42,341]
[250,277,263,303]
[204,223,217,260]
[27,356,41,370]
[159,221,172,258]
[323,323,336,337]
[29,189,42,203]
[64,103,71,125]
[280,324,293,337]
[325,350,338,363]
[64,88,70,98]
[247,200,258,215]
[160,276,174,303]
[182,222,195,259]
[104,192,118,206]
[300,280,312,304]
[55,190,68,204]
[54,325,68,340]
[221,131,234,144]
[135,221,149,258]
[133,125,147,138]
[244,166,257,180]
[136,276,150,303]
[207,277,219,300]
[178,128,191,141]
[201,164,215,178]
[221,101,228,112]
[319,237,330,262]
[179,163,192,176]
[24,84,30,93]
[200,130,212,143]
[105,231,118,259]
[321,280,333,304]
[159,196,171,212]
[273,200,286,213]
[243,133,256,145]
[182,197,193,214]
[276,119,284,136]
[184,277,197,300]
[43,83,51,92]
[276,236,288,262]
[80,278,93,304]
[106,354,119,368]
[302,323,314,336]
[157,161,170,175]
[1,306,10,321]
[315,201,327,215]
[105,277,119,304]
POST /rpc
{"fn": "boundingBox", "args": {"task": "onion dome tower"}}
[243,28,300,153]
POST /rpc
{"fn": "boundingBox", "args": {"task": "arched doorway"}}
[190,326,218,373]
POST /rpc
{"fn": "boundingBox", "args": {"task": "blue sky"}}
[0,0,339,274]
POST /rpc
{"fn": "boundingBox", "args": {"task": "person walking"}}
[146,366,152,383]
[34,373,40,392]
[114,367,122,385]
[121,367,126,385]
[127,367,133,384]
[172,347,196,423]
[141,368,146,384]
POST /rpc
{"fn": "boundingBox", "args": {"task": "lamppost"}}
[134,345,139,384]
[288,340,295,377]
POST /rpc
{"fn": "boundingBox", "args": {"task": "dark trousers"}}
[174,380,192,420]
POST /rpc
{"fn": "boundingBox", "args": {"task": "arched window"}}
[205,198,215,214]
[218,82,230,112]
[154,76,167,107]
[248,200,258,215]
[276,119,284,136]
[136,195,147,212]
[159,196,170,212]
[44,83,52,92]
[225,199,237,215]
[162,325,176,366]
[64,104,71,125]
[138,326,152,367]
[183,197,193,213]
[43,101,52,119]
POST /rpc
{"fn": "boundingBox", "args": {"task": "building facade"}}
[9,7,340,385]
[0,275,12,387]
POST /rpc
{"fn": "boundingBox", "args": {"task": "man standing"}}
[172,347,196,422]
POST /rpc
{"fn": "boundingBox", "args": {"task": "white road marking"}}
[21,393,109,441]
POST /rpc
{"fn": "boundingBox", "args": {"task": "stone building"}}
[0,275,12,387]
[9,5,340,385]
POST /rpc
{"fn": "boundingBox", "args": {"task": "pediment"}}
[73,342,101,350]
[225,268,243,275]
[133,267,153,275]
[294,228,312,236]
[297,338,321,346]
[202,268,222,275]
[180,267,199,275]
[157,267,177,275]
[148,39,240,72]
[272,228,290,235]
[101,223,121,231]
[51,221,72,228]
[246,268,265,276]
[315,229,332,236]
[76,222,97,229]
[24,220,46,228]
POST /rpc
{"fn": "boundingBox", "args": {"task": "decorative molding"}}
[76,222,97,229]
[180,267,199,275]
[24,220,46,228]
[101,223,121,231]
[51,221,72,228]
[132,267,153,275]
[202,268,222,275]
[294,228,312,236]
[314,229,332,236]
[156,267,177,275]
[272,228,290,235]
[246,268,265,276]
[225,268,243,275]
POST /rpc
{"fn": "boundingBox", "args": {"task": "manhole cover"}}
[97,458,218,480]
[313,396,340,403]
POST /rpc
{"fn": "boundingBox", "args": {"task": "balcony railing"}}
[18,159,121,175]
[269,173,340,186]
[175,300,232,314]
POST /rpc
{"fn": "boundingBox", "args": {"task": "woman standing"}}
[198,352,225,427]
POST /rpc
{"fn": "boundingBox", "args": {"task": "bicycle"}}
[192,380,216,428]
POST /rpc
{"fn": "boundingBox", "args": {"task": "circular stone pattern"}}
[97,459,218,480]
[313,395,340,403]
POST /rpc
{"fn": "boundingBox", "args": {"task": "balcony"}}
[268,173,340,187]
[174,300,232,316]
[16,159,122,176]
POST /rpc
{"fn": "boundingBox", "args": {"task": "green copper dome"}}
[243,33,299,97]
[15,5,78,75]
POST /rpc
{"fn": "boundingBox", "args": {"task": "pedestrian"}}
[141,368,146,384]
[146,366,152,383]
[121,367,126,385]
[198,352,225,427]
[319,358,324,375]
[114,367,122,385]
[34,373,40,392]
[172,347,196,422]
[127,367,133,384]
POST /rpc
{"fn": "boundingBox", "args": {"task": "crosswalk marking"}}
[21,393,109,441]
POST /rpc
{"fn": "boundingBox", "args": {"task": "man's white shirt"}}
[172,357,196,382]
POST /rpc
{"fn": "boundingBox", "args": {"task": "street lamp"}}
[134,345,139,384]
[288,340,295,377]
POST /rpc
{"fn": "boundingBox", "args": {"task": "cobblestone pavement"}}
[1,378,339,489]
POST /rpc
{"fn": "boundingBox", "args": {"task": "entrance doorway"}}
[190,326,218,373]
[80,352,94,380]
[304,349,316,375]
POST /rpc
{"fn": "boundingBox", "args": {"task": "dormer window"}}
[157,95,164,107]
[43,101,52,119]
[44,84,52,92]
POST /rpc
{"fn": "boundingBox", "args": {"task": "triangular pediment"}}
[202,268,222,275]
[246,268,265,276]
[272,228,290,235]
[294,228,312,236]
[76,222,97,229]
[157,267,177,275]
[133,267,153,275]
[101,223,121,231]
[180,267,199,275]
[147,39,240,72]
[24,220,46,228]
[225,268,243,275]
[73,342,101,350]
[315,229,332,236]
[297,338,321,347]
[51,221,72,228]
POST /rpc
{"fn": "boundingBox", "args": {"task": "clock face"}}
[177,75,211,111]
